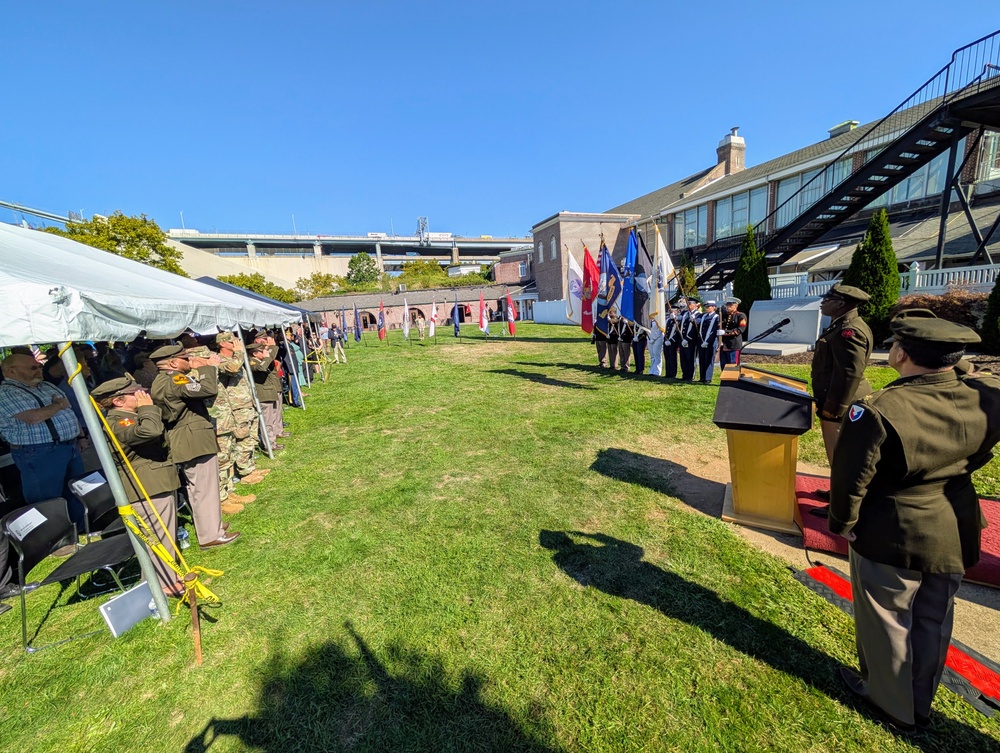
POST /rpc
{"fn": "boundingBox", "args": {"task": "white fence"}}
[767,262,1000,300]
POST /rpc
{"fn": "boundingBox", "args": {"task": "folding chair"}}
[69,474,125,541]
[1,498,137,652]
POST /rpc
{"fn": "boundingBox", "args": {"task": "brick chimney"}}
[716,127,746,175]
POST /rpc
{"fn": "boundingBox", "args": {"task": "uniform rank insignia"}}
[848,405,865,422]
[842,329,855,338]
[172,374,190,385]
[118,418,135,427]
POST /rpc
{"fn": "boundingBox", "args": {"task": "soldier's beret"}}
[91,375,143,400]
[725,297,741,305]
[890,317,980,347]
[824,283,870,303]
[215,332,234,344]
[149,344,185,361]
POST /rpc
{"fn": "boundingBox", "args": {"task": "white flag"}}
[565,250,583,324]
[403,297,410,339]
[652,227,669,331]
[429,299,437,338]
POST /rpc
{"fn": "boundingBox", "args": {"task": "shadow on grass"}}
[489,368,597,391]
[183,623,561,753]
[538,529,999,751]
[516,361,691,382]
[590,447,726,517]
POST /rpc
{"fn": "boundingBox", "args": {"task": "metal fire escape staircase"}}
[696,30,1000,290]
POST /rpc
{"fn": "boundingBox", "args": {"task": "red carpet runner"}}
[795,473,1000,588]
[795,564,1000,717]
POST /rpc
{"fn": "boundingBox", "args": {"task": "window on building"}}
[550,236,557,260]
[518,261,528,277]
[537,242,543,263]
[674,205,707,249]
[866,138,965,209]
[980,130,1000,182]
[715,187,769,239]
[775,158,852,227]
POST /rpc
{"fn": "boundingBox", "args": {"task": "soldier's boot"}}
[239,470,268,485]
[228,492,256,505]
[221,501,244,515]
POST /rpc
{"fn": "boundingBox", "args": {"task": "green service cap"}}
[824,283,870,303]
[91,375,143,400]
[889,317,980,347]
[148,344,185,362]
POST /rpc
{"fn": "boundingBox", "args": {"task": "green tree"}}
[677,253,697,300]
[218,272,299,303]
[45,211,186,275]
[397,259,449,290]
[981,277,1000,354]
[295,272,339,300]
[732,225,771,313]
[842,209,900,341]
[346,252,380,286]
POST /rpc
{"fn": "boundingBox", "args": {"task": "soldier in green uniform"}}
[811,283,873,506]
[830,317,1000,733]
[211,333,270,487]
[249,340,284,452]
[185,336,259,507]
[149,344,241,549]
[92,376,184,597]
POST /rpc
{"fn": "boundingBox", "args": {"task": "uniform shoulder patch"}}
[172,374,190,385]
[842,328,855,338]
[848,405,866,422]
[118,418,135,427]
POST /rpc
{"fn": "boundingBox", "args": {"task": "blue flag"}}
[340,306,347,342]
[353,303,362,342]
[620,229,637,322]
[594,243,622,337]
[452,294,461,337]
[633,230,651,328]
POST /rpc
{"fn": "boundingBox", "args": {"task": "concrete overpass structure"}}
[166,228,533,283]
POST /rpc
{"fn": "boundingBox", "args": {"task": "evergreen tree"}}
[677,253,697,300]
[732,224,771,313]
[983,277,1000,354]
[842,209,900,341]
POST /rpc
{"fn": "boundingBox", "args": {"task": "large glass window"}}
[536,242,543,263]
[775,175,800,228]
[673,206,707,249]
[715,187,769,240]
[749,186,767,226]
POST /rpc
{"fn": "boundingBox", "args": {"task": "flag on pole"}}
[505,289,518,336]
[657,224,676,302]
[582,245,598,334]
[478,292,490,335]
[353,303,363,342]
[594,243,622,337]
[620,229,637,322]
[565,249,583,324]
[402,298,411,339]
[452,294,461,337]
[377,300,387,341]
[633,230,651,329]
[429,299,437,338]
[651,226,667,331]
[340,305,347,342]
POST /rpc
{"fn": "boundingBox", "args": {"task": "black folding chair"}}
[1,498,137,652]
[70,475,125,541]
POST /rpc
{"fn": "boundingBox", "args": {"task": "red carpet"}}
[795,474,1000,588]
[796,564,1000,717]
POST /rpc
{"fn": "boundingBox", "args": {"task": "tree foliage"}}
[842,209,900,341]
[295,272,339,300]
[45,211,186,276]
[676,253,697,300]
[346,252,380,285]
[218,273,299,303]
[732,225,771,314]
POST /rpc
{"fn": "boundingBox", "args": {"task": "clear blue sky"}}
[1,2,996,238]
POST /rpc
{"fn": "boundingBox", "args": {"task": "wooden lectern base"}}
[721,483,802,535]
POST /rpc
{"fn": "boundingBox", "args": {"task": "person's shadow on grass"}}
[489,368,597,390]
[183,622,561,753]
[538,529,1000,752]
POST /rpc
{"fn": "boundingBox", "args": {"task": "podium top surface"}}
[713,366,814,435]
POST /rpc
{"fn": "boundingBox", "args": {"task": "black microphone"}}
[741,318,791,349]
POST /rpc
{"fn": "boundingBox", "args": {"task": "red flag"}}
[505,289,518,336]
[377,300,387,341]
[581,246,598,334]
[479,292,490,333]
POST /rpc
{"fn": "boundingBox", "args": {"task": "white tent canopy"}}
[0,222,299,347]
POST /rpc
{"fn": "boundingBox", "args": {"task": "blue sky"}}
[1,3,996,238]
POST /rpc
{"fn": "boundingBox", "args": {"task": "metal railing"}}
[765,262,1000,300]
[705,29,1000,266]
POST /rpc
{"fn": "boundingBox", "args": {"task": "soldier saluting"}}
[811,284,873,508]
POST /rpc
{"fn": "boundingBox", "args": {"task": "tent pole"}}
[280,326,305,410]
[238,327,274,461]
[59,343,171,623]
[300,319,312,388]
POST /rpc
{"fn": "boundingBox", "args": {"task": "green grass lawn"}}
[2,323,998,753]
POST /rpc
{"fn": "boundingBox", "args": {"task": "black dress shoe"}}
[809,505,831,518]
[838,667,917,734]
[815,488,831,500]
[915,713,931,729]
